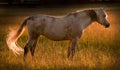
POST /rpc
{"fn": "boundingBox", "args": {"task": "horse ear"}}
[101,7,106,10]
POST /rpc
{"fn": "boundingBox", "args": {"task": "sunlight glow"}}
[6,28,24,55]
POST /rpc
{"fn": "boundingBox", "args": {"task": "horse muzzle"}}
[105,23,110,28]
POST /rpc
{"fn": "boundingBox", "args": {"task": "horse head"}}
[95,8,110,28]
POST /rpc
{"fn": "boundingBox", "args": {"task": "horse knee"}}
[71,47,76,57]
[67,46,76,59]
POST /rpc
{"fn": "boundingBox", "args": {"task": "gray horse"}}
[6,8,110,61]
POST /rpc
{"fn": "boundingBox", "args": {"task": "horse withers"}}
[6,8,110,61]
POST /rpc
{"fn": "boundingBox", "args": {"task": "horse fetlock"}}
[30,47,35,56]
[23,55,26,61]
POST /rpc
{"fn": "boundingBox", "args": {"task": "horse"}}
[6,8,110,61]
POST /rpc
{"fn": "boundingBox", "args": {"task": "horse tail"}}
[6,17,30,55]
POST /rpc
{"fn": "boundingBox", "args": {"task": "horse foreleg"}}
[67,41,71,58]
[67,37,78,60]
[71,38,77,58]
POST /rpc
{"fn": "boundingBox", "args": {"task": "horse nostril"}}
[105,24,110,28]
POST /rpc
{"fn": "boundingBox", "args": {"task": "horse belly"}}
[43,31,67,41]
[43,25,67,41]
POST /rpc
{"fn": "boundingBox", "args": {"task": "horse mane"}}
[66,9,91,17]
[66,11,80,17]
[66,9,98,21]
[84,9,98,21]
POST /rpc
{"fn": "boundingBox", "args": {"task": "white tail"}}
[6,18,28,55]
[6,28,24,55]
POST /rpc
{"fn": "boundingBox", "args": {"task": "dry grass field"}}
[0,4,120,70]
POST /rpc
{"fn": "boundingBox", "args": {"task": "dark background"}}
[0,0,120,5]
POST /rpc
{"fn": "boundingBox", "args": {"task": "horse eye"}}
[104,15,106,17]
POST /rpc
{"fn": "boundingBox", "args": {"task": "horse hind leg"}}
[24,34,39,61]
[30,38,38,57]
[24,39,33,61]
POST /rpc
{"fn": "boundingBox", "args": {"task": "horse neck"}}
[81,18,92,30]
[81,10,97,30]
